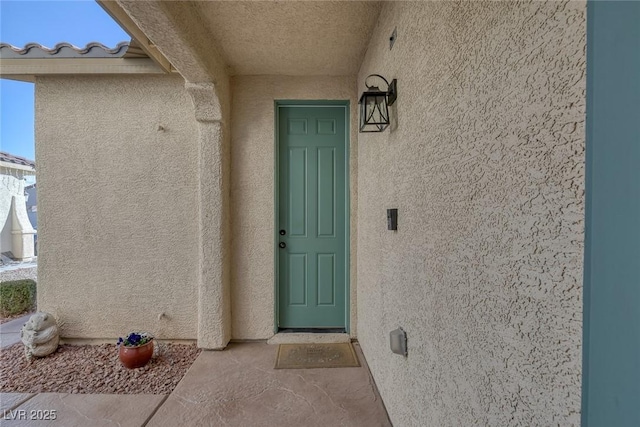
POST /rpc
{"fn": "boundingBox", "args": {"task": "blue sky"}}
[1,1,129,160]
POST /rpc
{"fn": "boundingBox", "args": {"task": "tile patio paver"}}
[0,393,165,427]
[0,315,31,349]
[147,342,391,427]
[0,393,34,413]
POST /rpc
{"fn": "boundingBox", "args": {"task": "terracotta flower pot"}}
[118,340,154,369]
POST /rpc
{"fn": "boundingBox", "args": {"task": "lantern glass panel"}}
[359,90,389,132]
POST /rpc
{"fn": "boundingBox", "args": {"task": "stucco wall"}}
[357,2,585,426]
[230,75,358,339]
[36,75,199,340]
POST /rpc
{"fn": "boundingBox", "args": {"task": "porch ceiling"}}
[194,1,382,76]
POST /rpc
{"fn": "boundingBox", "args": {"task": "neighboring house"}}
[0,152,36,261]
[25,183,37,255]
[24,183,37,230]
[0,1,638,425]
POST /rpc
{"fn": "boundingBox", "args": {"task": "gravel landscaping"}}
[0,342,201,394]
[0,265,37,283]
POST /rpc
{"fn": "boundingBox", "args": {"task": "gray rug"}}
[275,343,360,369]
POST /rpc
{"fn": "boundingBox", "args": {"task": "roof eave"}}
[0,162,36,174]
[97,0,173,74]
[0,57,167,80]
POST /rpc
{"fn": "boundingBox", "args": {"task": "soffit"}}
[194,1,382,76]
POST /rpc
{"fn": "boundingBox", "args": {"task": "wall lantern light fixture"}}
[358,74,397,132]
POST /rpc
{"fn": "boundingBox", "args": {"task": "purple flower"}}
[119,331,153,347]
[128,333,142,345]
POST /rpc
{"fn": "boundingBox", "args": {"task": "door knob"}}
[279,229,286,235]
[279,242,286,249]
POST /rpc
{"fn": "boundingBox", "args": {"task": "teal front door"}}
[277,103,349,329]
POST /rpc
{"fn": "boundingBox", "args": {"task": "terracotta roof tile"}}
[0,41,135,59]
[0,152,35,168]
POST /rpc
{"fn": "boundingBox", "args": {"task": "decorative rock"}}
[20,312,60,360]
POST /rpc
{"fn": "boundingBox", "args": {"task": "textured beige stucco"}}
[230,75,358,339]
[116,0,234,348]
[357,2,585,426]
[185,82,233,349]
[117,0,227,84]
[36,75,200,340]
[196,1,381,76]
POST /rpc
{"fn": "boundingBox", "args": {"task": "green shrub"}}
[0,279,37,317]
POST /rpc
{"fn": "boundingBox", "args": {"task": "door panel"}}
[288,254,307,305]
[317,147,336,237]
[288,147,307,237]
[583,2,640,425]
[317,254,335,305]
[278,105,347,329]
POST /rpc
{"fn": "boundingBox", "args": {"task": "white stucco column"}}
[186,82,231,349]
[11,195,36,261]
[1,174,36,261]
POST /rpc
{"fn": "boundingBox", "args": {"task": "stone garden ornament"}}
[20,312,60,360]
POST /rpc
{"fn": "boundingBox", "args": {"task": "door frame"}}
[274,100,351,333]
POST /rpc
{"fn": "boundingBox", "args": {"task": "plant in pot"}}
[117,332,154,369]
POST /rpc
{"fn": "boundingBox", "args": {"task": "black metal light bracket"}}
[387,78,397,106]
[364,74,397,104]
[358,74,398,133]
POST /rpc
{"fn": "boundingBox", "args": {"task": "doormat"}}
[275,343,360,369]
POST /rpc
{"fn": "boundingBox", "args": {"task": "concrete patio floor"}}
[1,342,391,426]
[0,314,32,349]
